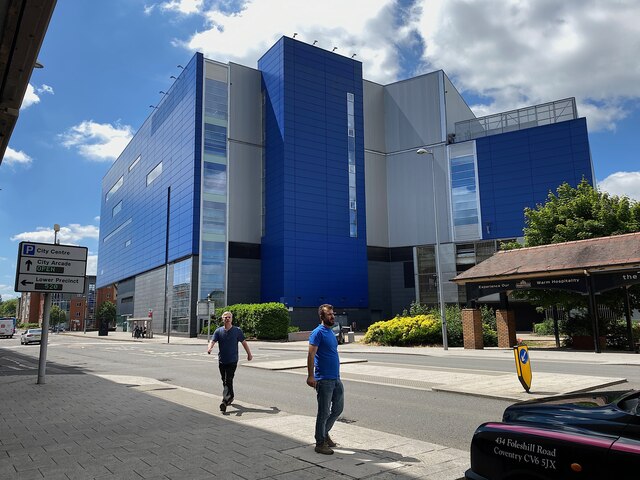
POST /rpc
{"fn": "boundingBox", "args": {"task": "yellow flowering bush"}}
[363,314,441,346]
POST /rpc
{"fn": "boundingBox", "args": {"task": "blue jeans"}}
[315,378,344,445]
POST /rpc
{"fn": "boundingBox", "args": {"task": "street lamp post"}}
[417,148,448,350]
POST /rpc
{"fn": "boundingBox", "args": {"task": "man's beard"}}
[322,318,335,327]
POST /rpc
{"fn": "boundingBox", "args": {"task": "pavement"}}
[1,330,638,480]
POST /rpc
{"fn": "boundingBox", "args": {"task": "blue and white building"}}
[97,36,593,335]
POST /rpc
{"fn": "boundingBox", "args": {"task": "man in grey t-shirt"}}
[207,311,252,412]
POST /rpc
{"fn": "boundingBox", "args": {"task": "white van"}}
[0,317,16,338]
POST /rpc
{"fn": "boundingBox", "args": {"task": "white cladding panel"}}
[364,151,389,247]
[228,141,262,244]
[384,72,443,152]
[386,147,452,247]
[444,73,476,136]
[363,80,386,153]
[227,62,263,244]
[228,63,262,146]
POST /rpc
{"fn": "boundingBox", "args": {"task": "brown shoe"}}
[325,435,337,447]
[314,443,334,455]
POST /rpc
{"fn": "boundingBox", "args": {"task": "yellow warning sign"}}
[514,345,532,392]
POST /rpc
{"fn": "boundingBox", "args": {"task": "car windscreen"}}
[618,391,640,415]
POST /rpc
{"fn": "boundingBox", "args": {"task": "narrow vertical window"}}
[347,92,357,237]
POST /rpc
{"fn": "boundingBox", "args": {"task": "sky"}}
[1,0,640,300]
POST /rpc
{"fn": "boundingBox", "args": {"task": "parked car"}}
[465,389,640,479]
[332,323,345,344]
[20,329,42,345]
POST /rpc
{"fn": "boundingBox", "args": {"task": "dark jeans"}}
[315,378,344,445]
[218,362,237,404]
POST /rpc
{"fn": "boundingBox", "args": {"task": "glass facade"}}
[449,144,481,241]
[168,257,192,333]
[97,53,202,288]
[416,246,438,305]
[199,67,229,306]
[347,92,357,237]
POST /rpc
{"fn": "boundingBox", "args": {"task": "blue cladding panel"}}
[477,118,593,240]
[97,53,202,288]
[259,37,368,308]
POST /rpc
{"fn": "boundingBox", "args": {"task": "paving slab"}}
[433,372,627,401]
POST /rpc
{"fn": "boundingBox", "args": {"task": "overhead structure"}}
[453,232,640,353]
[0,0,57,165]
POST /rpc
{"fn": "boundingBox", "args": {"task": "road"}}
[2,334,639,452]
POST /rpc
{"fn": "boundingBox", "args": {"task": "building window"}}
[449,142,481,241]
[103,218,132,243]
[129,155,140,171]
[106,175,123,202]
[112,200,122,217]
[146,162,162,186]
[125,239,131,247]
[200,71,229,304]
[347,92,357,237]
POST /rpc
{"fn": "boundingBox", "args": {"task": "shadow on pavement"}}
[0,346,87,376]
[223,402,281,417]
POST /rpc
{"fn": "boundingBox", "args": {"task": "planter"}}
[571,335,606,350]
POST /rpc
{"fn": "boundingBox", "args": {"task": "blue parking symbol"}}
[22,244,36,256]
[519,349,529,364]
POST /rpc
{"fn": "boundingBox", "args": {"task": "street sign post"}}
[15,241,88,294]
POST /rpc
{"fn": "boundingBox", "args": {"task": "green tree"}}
[0,298,18,317]
[523,179,640,247]
[509,179,640,315]
[97,301,117,327]
[49,305,66,326]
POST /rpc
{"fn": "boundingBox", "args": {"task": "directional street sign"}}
[15,242,88,294]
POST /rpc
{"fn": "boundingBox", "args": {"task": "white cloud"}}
[20,83,54,110]
[3,146,32,166]
[415,0,640,132]
[177,0,403,84]
[86,255,97,276]
[10,224,100,244]
[598,172,640,201]
[60,121,133,162]
[160,0,203,15]
[162,1,640,132]
[0,284,18,300]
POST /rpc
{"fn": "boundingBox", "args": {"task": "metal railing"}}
[454,98,577,142]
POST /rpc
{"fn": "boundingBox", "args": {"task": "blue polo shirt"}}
[309,323,340,380]
[212,326,245,364]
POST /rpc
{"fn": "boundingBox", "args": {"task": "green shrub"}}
[390,302,499,347]
[533,317,556,335]
[288,325,300,333]
[200,302,290,340]
[363,314,442,346]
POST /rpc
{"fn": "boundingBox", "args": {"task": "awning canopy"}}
[453,232,640,298]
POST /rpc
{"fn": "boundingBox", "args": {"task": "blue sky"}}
[1,0,639,300]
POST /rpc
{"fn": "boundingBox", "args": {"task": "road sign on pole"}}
[15,241,88,294]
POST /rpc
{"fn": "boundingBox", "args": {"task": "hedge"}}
[201,302,290,340]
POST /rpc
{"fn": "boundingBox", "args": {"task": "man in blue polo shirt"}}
[307,304,344,455]
[207,311,252,412]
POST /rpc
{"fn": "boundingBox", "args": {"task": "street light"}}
[416,148,448,350]
[53,224,60,244]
